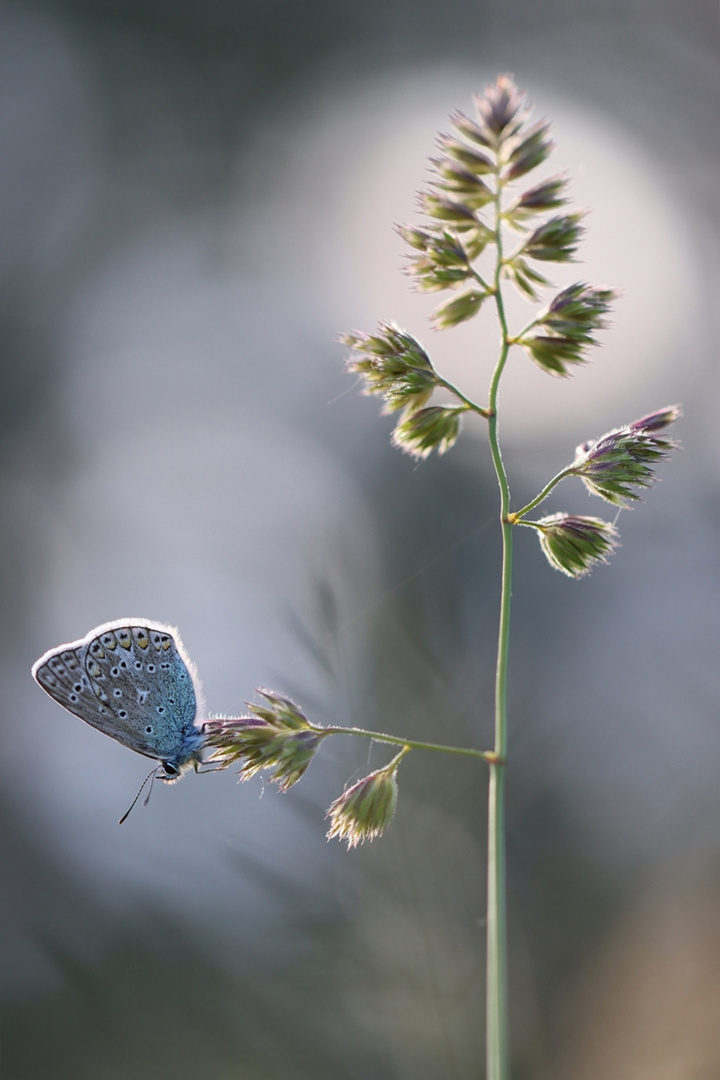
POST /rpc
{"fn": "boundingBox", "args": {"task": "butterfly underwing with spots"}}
[32,619,207,782]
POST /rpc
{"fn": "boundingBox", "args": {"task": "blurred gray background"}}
[1,0,719,1076]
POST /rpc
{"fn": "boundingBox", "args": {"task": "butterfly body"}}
[32,619,206,780]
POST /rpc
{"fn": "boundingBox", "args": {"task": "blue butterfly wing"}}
[33,643,95,722]
[34,621,204,769]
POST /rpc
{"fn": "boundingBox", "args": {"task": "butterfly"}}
[32,620,207,794]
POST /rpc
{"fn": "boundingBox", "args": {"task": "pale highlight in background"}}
[239,68,699,445]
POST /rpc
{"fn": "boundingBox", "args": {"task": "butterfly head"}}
[156,739,205,782]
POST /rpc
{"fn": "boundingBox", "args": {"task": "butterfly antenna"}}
[142,769,157,809]
[118,766,157,825]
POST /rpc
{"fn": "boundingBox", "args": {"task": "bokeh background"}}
[1,0,719,1076]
